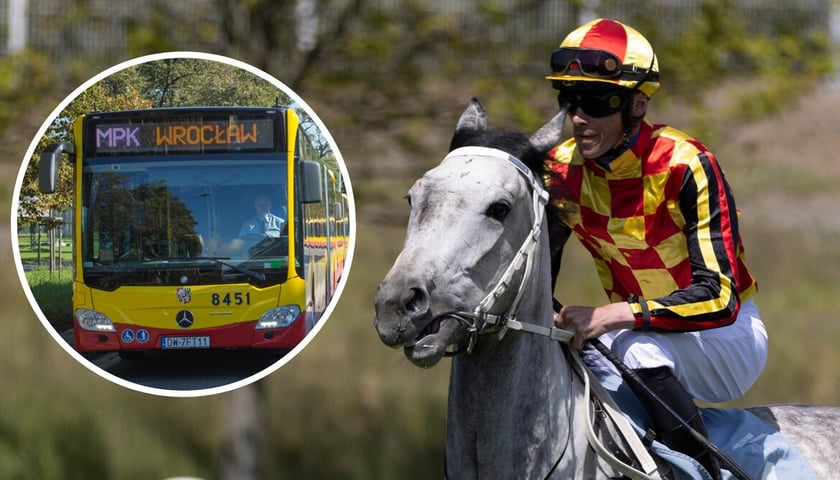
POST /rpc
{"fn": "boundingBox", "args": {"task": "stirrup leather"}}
[571,353,666,480]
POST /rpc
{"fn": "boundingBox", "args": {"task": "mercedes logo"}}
[176,310,194,328]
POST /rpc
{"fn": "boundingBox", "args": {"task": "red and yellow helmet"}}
[546,18,660,98]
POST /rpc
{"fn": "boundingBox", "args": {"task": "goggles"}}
[557,87,631,118]
[550,47,659,82]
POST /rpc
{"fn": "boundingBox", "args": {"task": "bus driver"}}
[239,193,286,238]
[204,193,286,257]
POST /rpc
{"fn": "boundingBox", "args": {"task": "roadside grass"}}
[14,231,74,332]
[22,267,73,332]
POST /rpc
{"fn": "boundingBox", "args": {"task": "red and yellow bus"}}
[39,106,349,357]
[304,168,349,322]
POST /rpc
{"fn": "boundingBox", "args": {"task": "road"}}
[56,330,283,392]
[89,348,287,392]
[58,329,287,392]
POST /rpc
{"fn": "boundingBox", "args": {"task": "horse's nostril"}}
[403,287,429,314]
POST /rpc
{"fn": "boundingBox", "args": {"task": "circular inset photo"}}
[11,52,355,397]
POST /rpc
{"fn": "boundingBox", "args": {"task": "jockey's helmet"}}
[546,18,660,98]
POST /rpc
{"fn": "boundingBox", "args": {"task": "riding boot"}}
[629,366,722,480]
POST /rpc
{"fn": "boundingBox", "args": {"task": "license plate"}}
[160,336,211,349]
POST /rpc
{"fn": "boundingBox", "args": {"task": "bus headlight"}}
[76,308,116,332]
[256,305,301,329]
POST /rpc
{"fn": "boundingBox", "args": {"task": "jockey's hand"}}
[554,302,636,351]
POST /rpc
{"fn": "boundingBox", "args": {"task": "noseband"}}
[439,146,573,355]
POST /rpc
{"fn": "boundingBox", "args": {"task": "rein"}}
[440,146,573,354]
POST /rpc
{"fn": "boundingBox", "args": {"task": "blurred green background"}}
[2,0,840,478]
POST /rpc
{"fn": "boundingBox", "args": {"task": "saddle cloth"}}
[591,364,818,480]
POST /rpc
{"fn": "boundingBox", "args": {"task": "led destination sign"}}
[88,118,275,154]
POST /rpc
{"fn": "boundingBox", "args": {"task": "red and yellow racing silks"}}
[543,120,757,331]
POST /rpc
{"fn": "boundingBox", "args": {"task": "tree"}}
[136,58,286,108]
[18,57,299,247]
[220,382,265,480]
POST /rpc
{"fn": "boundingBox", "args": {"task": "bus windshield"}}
[80,153,292,290]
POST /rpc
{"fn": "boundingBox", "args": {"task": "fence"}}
[1,0,833,62]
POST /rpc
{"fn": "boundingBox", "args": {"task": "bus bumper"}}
[73,314,308,353]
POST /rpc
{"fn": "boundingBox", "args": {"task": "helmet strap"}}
[594,103,641,169]
[620,73,650,140]
[621,100,645,139]
[620,53,655,133]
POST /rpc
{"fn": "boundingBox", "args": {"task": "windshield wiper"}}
[201,257,266,282]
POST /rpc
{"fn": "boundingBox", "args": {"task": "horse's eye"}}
[404,194,412,207]
[486,201,511,221]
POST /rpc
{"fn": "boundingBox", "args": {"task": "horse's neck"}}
[445,240,585,478]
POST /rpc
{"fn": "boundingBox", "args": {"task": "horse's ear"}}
[455,97,487,133]
[530,105,567,154]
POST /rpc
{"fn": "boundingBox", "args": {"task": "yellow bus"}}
[39,106,349,357]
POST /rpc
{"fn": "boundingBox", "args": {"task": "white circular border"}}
[10,52,356,398]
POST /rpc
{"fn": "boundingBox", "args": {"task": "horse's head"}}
[374,98,565,368]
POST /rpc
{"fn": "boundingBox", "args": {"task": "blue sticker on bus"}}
[120,329,135,343]
[136,329,150,343]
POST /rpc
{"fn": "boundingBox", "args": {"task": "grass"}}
[17,230,74,332]
[15,230,71,265]
[4,82,840,479]
[22,267,73,332]
[11,200,838,478]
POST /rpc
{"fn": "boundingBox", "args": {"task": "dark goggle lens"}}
[558,89,629,118]
[551,48,623,78]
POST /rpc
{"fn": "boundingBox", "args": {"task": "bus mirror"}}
[39,142,75,194]
[301,160,323,203]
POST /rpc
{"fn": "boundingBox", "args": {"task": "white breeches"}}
[583,299,768,403]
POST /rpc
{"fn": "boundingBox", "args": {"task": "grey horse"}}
[374,98,840,479]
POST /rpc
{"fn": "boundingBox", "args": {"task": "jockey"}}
[542,18,768,479]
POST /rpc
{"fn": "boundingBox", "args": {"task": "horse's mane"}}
[448,129,548,174]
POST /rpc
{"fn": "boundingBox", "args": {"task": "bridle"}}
[438,146,662,480]
[438,146,573,355]
[440,146,575,480]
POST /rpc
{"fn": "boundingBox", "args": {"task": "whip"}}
[588,338,754,480]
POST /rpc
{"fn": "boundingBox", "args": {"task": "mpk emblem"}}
[176,287,192,304]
